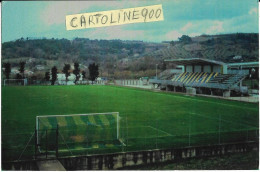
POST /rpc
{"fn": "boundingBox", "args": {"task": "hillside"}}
[147,33,258,63]
[1,33,258,79]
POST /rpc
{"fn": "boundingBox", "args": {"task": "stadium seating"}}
[167,72,246,89]
[171,72,217,86]
[151,70,247,91]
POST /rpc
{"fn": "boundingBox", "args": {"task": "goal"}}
[36,112,125,149]
[4,79,27,86]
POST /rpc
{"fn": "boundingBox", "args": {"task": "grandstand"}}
[150,58,258,97]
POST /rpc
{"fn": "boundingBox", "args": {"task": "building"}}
[150,58,259,97]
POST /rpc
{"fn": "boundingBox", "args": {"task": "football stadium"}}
[1,1,259,169]
[2,82,259,167]
[150,58,258,97]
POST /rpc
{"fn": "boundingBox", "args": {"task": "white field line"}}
[155,93,257,111]
[147,125,173,136]
[119,139,126,146]
[189,112,258,129]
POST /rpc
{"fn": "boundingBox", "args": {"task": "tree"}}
[19,61,26,78]
[82,71,86,81]
[170,41,175,46]
[62,64,71,84]
[161,62,167,71]
[51,66,58,85]
[88,63,99,84]
[3,63,11,79]
[73,62,80,84]
[16,73,23,80]
[178,35,192,44]
[45,72,50,81]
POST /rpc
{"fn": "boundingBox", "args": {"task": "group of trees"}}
[3,61,99,85]
[2,38,145,61]
[44,62,99,85]
[3,61,26,80]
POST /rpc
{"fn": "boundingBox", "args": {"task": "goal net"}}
[36,112,125,151]
[4,79,27,86]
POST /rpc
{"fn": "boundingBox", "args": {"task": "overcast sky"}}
[2,0,258,43]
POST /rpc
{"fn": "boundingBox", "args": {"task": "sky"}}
[2,0,259,43]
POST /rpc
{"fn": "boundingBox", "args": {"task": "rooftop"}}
[164,58,226,66]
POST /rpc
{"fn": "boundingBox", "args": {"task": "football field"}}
[2,85,259,161]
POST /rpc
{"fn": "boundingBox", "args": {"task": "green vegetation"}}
[73,62,80,84]
[3,63,11,79]
[62,64,71,83]
[51,66,58,85]
[178,35,192,44]
[88,63,99,83]
[2,85,259,161]
[2,33,258,80]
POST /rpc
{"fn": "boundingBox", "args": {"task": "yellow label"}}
[66,4,164,30]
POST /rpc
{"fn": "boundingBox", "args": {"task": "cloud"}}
[180,22,193,32]
[85,25,145,40]
[189,33,200,37]
[249,7,257,15]
[165,30,182,41]
[41,1,143,26]
[206,21,224,34]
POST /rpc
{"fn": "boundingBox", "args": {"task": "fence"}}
[2,79,107,86]
[2,113,258,162]
[115,80,146,86]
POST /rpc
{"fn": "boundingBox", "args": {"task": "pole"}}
[35,128,37,159]
[218,114,221,144]
[36,116,39,145]
[56,124,59,158]
[246,129,248,142]
[126,115,128,148]
[156,120,158,149]
[117,113,119,140]
[189,114,191,147]
[46,130,48,159]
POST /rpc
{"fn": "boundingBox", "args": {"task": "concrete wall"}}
[115,80,144,86]
[194,65,201,72]
[185,65,223,73]
[213,65,221,73]
[203,65,211,73]
[186,65,193,72]
[222,64,228,74]
[228,69,249,75]
[186,87,196,95]
[3,141,257,170]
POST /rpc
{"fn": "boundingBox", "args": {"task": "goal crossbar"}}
[36,112,119,118]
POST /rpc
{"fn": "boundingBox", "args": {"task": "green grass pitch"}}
[2,85,259,161]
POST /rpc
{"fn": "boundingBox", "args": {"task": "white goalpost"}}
[4,79,27,86]
[36,112,124,148]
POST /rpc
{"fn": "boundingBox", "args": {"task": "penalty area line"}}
[147,125,173,136]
